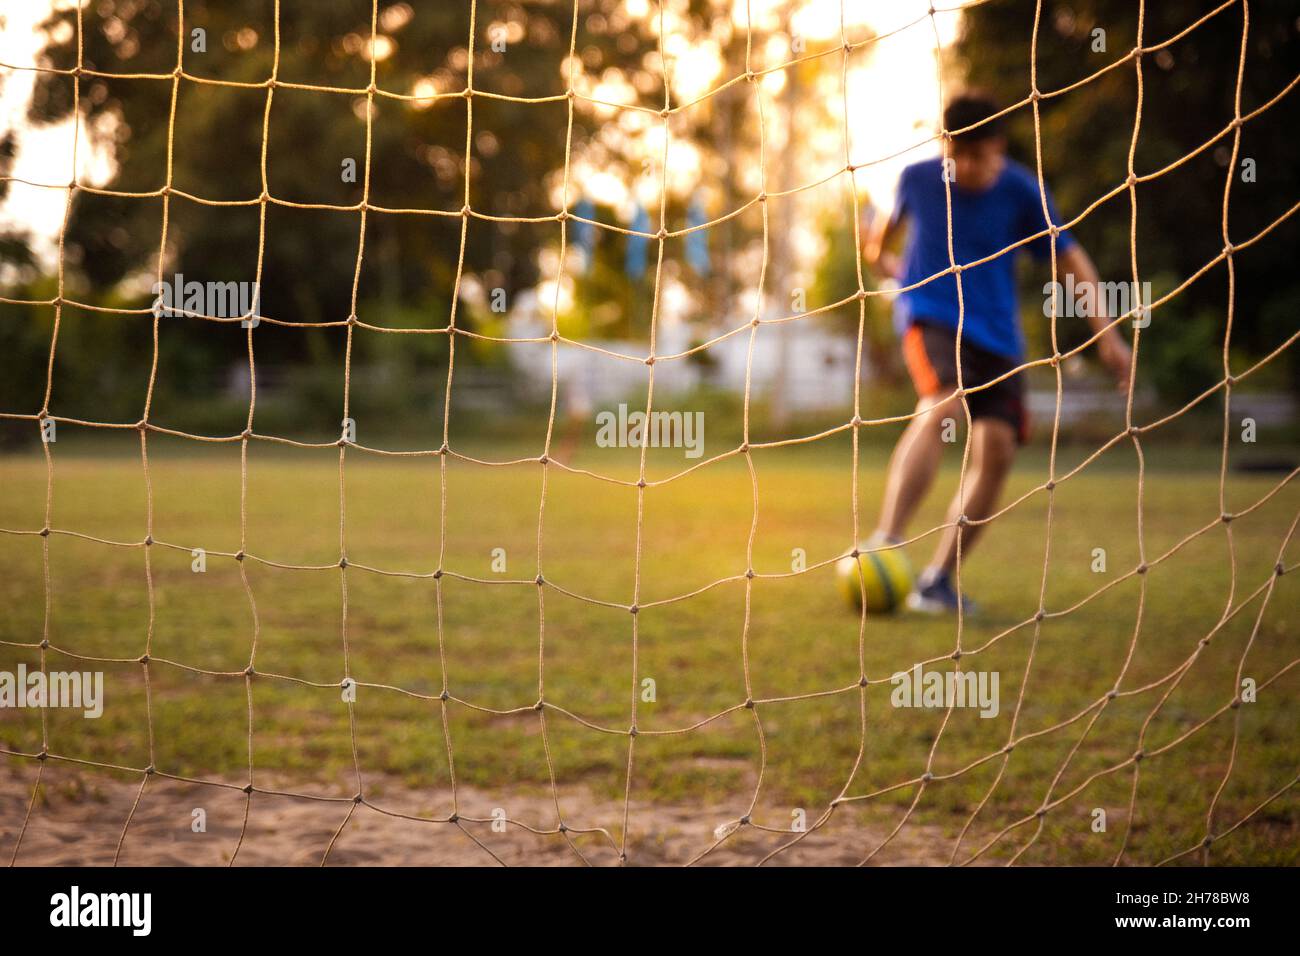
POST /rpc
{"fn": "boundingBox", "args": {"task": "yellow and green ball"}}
[836,545,915,614]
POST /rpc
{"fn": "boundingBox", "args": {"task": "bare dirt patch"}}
[1,759,959,866]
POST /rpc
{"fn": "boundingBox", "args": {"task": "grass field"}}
[0,426,1297,865]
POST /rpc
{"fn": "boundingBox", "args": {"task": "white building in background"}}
[505,292,863,416]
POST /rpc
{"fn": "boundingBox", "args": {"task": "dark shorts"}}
[901,320,1029,444]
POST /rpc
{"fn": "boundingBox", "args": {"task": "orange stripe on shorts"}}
[903,325,942,397]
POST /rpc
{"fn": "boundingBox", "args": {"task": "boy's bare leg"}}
[928,417,1017,574]
[877,394,961,541]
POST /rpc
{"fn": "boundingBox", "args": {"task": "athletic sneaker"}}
[906,568,977,616]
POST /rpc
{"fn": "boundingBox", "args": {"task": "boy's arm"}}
[863,206,906,282]
[1058,243,1133,390]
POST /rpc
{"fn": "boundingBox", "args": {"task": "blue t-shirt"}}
[891,156,1075,359]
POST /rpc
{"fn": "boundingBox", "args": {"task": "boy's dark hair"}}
[944,92,1003,143]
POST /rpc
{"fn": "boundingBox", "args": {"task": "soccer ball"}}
[836,544,915,613]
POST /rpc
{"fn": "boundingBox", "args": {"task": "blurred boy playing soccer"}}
[864,93,1132,614]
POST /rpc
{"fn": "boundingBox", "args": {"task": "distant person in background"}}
[863,92,1132,614]
[555,365,593,464]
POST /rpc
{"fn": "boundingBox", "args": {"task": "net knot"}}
[538,454,549,465]
[1202,835,1214,847]
[738,441,750,453]
[1220,511,1234,524]
[433,569,443,579]
[143,534,154,546]
[656,227,668,240]
[1044,479,1056,491]
[1229,697,1241,710]
[234,549,246,561]
[644,355,655,366]
[244,665,255,677]
[743,697,754,709]
[346,313,358,326]
[138,653,150,664]
[851,415,863,427]
[628,603,639,615]
[1034,608,1046,622]
[135,419,149,432]
[1125,173,1138,188]
[240,428,253,440]
[951,649,962,661]
[1222,242,1236,258]
[39,527,50,538]
[40,638,50,649]
[37,749,48,761]
[1029,88,1042,102]
[1133,749,1145,762]
[1275,562,1286,577]
[144,764,156,775]
[533,699,544,711]
[535,573,545,586]
[556,209,569,221]
[243,783,254,794]
[628,725,638,737]
[448,812,459,823]
[1106,690,1118,700]
[859,675,869,687]
[1127,425,1141,437]
[1002,743,1015,754]
[1135,561,1148,575]
[955,513,969,527]
[636,478,647,489]
[339,556,348,568]
[745,568,755,580]
[439,690,450,701]
[921,771,934,782]
[461,204,471,218]
[438,442,450,456]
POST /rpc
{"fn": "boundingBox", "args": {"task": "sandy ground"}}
[0,759,954,866]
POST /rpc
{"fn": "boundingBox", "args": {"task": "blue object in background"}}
[685,198,710,277]
[625,204,651,280]
[573,197,596,272]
